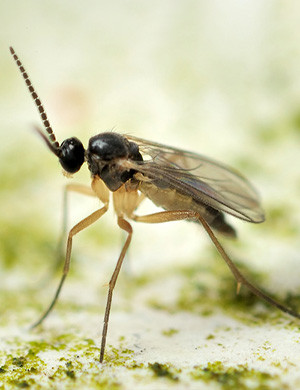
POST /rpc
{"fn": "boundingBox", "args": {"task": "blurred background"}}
[1,0,300,386]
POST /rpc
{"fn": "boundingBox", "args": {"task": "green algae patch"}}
[148,362,179,382]
[0,336,124,390]
[162,328,179,337]
[102,345,135,367]
[0,347,46,389]
[190,361,288,390]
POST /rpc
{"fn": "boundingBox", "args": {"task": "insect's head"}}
[32,128,86,174]
[58,137,85,174]
[10,46,86,175]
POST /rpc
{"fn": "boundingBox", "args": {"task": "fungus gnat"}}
[10,47,300,363]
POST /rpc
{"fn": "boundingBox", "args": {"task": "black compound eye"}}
[59,137,85,173]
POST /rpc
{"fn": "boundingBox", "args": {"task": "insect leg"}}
[31,205,108,329]
[100,217,133,363]
[54,184,97,272]
[132,210,300,319]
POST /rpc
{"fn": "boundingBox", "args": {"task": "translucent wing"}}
[127,135,265,223]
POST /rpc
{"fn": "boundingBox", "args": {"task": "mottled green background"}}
[1,1,300,389]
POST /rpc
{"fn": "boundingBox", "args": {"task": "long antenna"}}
[9,46,60,152]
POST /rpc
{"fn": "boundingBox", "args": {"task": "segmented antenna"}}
[9,47,60,152]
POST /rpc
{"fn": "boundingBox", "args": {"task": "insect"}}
[10,47,300,363]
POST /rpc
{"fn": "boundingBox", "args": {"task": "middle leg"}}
[99,216,133,363]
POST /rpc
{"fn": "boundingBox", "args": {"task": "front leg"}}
[55,184,98,270]
[32,177,110,329]
[31,205,109,329]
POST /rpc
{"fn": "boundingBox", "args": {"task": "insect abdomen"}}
[139,181,236,237]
